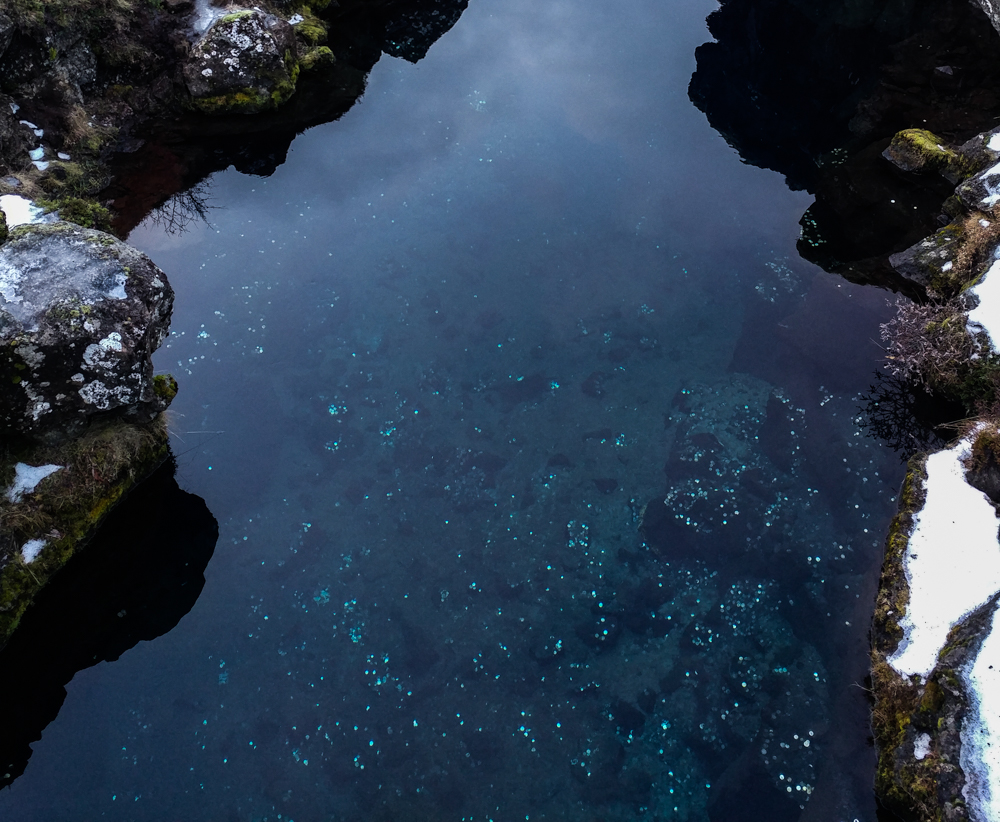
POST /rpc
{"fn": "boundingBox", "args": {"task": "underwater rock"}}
[0,221,174,440]
[872,429,1000,821]
[182,8,299,114]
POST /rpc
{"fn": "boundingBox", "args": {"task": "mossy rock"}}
[889,221,969,294]
[0,417,170,648]
[884,129,975,184]
[300,45,334,72]
[152,374,178,403]
[183,10,300,115]
[36,196,112,230]
[220,9,255,24]
[0,210,7,245]
[292,10,328,46]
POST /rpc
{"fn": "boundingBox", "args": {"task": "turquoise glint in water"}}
[0,0,902,820]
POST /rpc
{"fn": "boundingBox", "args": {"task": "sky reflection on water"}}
[0,0,903,820]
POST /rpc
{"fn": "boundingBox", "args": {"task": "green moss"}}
[7,220,82,242]
[191,50,299,114]
[74,125,118,157]
[44,298,94,327]
[0,417,170,647]
[153,374,178,403]
[0,211,7,246]
[220,9,255,24]
[918,680,945,717]
[293,14,328,46]
[886,129,975,183]
[300,45,335,72]
[36,197,112,231]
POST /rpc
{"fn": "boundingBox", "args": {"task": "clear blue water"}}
[0,0,904,819]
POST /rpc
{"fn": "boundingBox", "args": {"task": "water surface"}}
[0,1,903,820]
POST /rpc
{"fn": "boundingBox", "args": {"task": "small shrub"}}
[882,296,983,391]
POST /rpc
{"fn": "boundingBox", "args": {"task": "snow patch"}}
[914,732,931,760]
[6,463,63,502]
[989,133,1000,152]
[20,539,46,563]
[0,194,47,227]
[969,259,1000,352]
[978,161,1000,208]
[961,605,1000,821]
[888,438,1000,680]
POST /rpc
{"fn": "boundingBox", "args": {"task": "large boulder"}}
[0,221,174,440]
[182,9,299,115]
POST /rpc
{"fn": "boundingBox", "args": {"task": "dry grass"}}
[871,659,918,745]
[0,417,168,548]
[882,296,983,391]
[952,209,1000,286]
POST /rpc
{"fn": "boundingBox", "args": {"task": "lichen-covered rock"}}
[0,221,174,440]
[182,9,299,115]
[889,221,966,291]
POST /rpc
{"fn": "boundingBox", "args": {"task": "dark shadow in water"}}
[690,0,1000,289]
[105,0,470,235]
[0,457,218,789]
[858,370,967,459]
[688,0,932,192]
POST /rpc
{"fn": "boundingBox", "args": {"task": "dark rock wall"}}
[690,0,1000,288]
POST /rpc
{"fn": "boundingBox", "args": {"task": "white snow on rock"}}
[0,194,48,227]
[977,161,1000,208]
[889,438,1000,680]
[914,732,932,760]
[969,259,1000,353]
[20,539,46,563]
[989,133,1000,152]
[961,606,1000,822]
[6,462,63,502]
